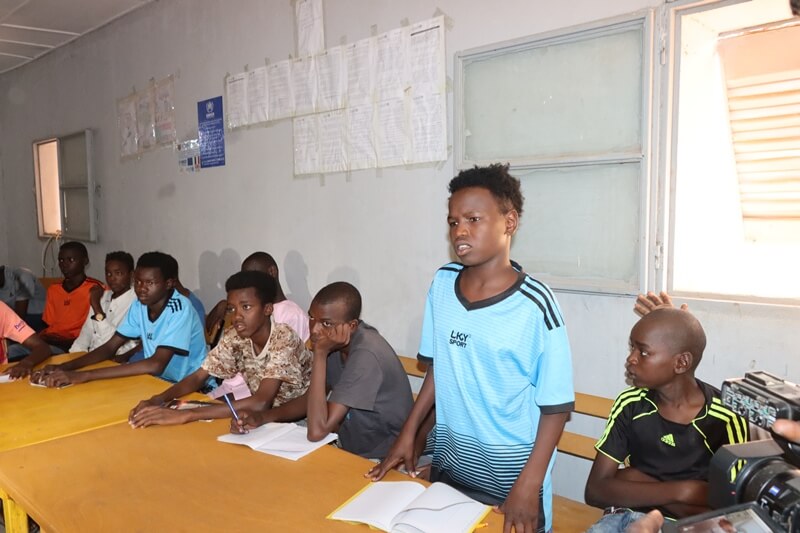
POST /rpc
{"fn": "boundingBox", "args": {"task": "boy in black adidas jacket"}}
[584,308,748,532]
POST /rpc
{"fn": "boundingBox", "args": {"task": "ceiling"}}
[0,0,153,75]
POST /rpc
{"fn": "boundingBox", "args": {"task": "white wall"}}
[2,0,799,503]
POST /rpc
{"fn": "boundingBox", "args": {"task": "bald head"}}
[241,252,277,275]
[312,281,362,321]
[636,308,706,369]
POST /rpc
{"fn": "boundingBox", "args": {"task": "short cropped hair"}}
[448,163,524,216]
[242,251,278,274]
[60,241,89,259]
[106,251,134,272]
[136,251,179,281]
[313,282,362,321]
[225,270,277,306]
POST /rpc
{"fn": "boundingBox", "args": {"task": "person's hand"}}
[366,432,418,481]
[494,479,540,533]
[313,323,352,355]
[129,398,163,421]
[627,510,664,533]
[773,419,800,443]
[6,361,34,380]
[230,408,263,434]
[42,369,84,388]
[129,406,188,428]
[634,291,689,317]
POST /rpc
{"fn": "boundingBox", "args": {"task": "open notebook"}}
[217,422,337,461]
[328,481,490,533]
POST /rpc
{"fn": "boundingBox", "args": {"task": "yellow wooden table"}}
[0,353,202,533]
[0,419,505,532]
[0,354,180,453]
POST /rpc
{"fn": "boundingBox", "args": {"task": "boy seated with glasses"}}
[233,281,413,460]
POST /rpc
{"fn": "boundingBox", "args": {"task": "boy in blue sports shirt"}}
[37,252,207,387]
[369,164,575,533]
[584,308,748,532]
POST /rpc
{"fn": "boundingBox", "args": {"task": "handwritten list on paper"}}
[223,16,446,174]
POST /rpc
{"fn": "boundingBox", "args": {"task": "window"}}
[33,129,97,242]
[455,13,653,294]
[664,0,799,302]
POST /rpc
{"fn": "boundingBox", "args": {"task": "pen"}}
[222,394,240,422]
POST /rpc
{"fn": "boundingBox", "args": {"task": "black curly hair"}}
[448,163,524,216]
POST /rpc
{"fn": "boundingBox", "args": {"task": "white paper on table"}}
[376,97,409,168]
[293,114,320,175]
[408,16,446,96]
[218,422,336,461]
[225,72,249,129]
[268,60,294,121]
[345,38,373,106]
[295,0,324,56]
[291,55,317,116]
[247,66,269,125]
[318,109,347,173]
[374,27,408,102]
[346,104,376,170]
[410,92,447,164]
[316,46,344,112]
[0,374,13,384]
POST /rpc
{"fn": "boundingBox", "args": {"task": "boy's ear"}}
[165,277,176,290]
[267,264,279,279]
[262,303,274,317]
[674,351,693,375]
[504,209,519,237]
[347,318,359,331]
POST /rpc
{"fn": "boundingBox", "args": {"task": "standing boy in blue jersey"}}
[584,308,748,532]
[369,164,575,533]
[37,252,207,387]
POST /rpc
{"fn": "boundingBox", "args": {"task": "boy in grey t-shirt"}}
[306,282,413,459]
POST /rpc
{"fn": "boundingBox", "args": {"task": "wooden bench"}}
[397,355,610,532]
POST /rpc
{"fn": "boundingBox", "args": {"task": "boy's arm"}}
[130,368,212,416]
[13,299,29,318]
[4,334,53,379]
[232,392,309,432]
[306,325,351,441]
[42,344,176,387]
[497,411,569,533]
[55,334,128,371]
[367,367,436,480]
[132,375,283,427]
[585,453,708,513]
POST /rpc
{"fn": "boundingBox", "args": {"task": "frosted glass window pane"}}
[463,28,643,162]
[62,188,90,239]
[35,140,61,235]
[512,163,640,288]
[60,132,87,187]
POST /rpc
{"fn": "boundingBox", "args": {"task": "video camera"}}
[667,371,800,532]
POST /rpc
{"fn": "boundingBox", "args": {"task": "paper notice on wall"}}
[291,55,317,117]
[293,115,319,175]
[346,104,376,170]
[408,16,445,96]
[376,97,409,168]
[177,139,201,172]
[268,60,294,121]
[225,72,249,129]
[316,46,344,112]
[247,66,269,125]
[295,0,324,56]
[374,28,407,102]
[318,109,347,173]
[410,93,446,164]
[154,76,177,146]
[345,38,373,107]
[136,87,157,151]
[117,94,139,160]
